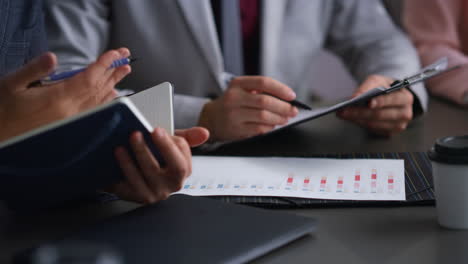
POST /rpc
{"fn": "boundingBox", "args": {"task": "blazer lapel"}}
[176,0,224,88]
[261,0,287,76]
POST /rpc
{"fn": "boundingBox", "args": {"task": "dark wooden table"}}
[1,97,467,264]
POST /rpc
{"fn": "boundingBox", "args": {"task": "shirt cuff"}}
[173,94,211,129]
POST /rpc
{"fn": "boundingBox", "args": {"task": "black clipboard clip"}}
[385,57,462,93]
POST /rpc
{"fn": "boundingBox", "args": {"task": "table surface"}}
[1,97,467,264]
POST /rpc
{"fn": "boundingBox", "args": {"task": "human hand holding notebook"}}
[0,83,185,211]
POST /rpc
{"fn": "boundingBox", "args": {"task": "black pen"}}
[265,93,312,110]
[288,98,312,110]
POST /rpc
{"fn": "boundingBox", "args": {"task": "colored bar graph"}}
[371,169,377,193]
[320,176,327,192]
[388,174,394,192]
[285,174,295,190]
[354,170,361,193]
[177,156,406,201]
[287,174,294,185]
[337,176,344,193]
[302,177,311,191]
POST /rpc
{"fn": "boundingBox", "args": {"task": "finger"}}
[238,108,290,126]
[102,48,132,85]
[151,128,190,181]
[175,127,210,147]
[369,89,414,109]
[5,52,57,89]
[116,47,131,58]
[339,106,413,122]
[84,50,121,83]
[336,106,366,120]
[101,89,119,103]
[114,146,156,203]
[129,131,163,190]
[105,65,132,88]
[105,182,136,202]
[95,60,131,104]
[338,111,410,136]
[353,75,394,96]
[366,121,409,136]
[171,136,192,177]
[230,76,296,101]
[240,92,298,117]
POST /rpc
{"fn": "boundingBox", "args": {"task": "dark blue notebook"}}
[0,98,163,211]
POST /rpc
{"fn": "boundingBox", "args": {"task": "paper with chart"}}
[177,156,406,201]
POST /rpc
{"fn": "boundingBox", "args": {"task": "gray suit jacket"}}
[45,0,428,129]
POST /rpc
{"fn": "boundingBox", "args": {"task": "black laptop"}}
[16,195,316,264]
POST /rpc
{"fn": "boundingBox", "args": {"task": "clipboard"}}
[275,57,459,131]
[212,58,460,148]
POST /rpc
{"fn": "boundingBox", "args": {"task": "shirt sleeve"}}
[44,0,111,70]
[325,0,428,113]
[404,0,468,106]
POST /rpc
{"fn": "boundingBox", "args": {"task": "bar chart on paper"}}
[176,156,406,201]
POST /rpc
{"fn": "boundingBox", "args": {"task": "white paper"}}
[177,156,406,201]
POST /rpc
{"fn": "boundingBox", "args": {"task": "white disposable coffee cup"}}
[429,135,468,229]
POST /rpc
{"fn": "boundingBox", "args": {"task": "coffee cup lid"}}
[428,135,468,164]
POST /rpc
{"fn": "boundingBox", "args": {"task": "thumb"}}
[175,127,210,147]
[5,52,57,90]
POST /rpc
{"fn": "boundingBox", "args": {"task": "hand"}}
[0,48,131,141]
[337,75,414,136]
[198,76,298,141]
[109,127,209,204]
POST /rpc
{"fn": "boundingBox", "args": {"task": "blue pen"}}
[29,57,136,87]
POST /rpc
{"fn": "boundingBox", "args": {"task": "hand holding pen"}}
[29,56,136,87]
[0,48,132,139]
[198,75,304,141]
[226,75,311,110]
